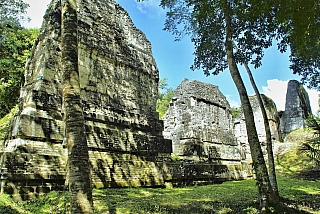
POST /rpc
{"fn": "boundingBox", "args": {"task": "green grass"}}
[285,128,315,144]
[0,193,28,214]
[275,146,314,174]
[0,171,319,214]
[91,175,320,214]
[21,191,70,214]
[92,180,259,214]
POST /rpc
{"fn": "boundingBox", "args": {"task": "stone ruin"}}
[163,79,239,159]
[233,94,282,158]
[0,0,252,200]
[162,79,251,184]
[280,80,312,139]
[161,78,312,185]
[0,0,313,201]
[164,79,312,166]
[1,0,173,200]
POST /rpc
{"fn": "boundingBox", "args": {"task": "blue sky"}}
[23,0,319,113]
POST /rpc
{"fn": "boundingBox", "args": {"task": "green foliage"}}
[280,2,320,90]
[0,0,33,118]
[250,0,320,89]
[231,107,241,119]
[160,0,319,89]
[299,114,320,166]
[171,154,181,162]
[0,194,28,214]
[160,1,277,75]
[0,0,29,35]
[0,105,17,143]
[22,191,69,214]
[156,78,175,118]
[0,27,39,117]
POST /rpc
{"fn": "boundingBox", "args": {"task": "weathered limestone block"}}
[233,94,281,159]
[163,79,242,160]
[166,162,251,186]
[90,151,166,188]
[2,139,67,201]
[2,0,172,199]
[280,80,312,139]
[162,79,251,183]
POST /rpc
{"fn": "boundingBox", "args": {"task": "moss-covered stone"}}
[2,0,172,199]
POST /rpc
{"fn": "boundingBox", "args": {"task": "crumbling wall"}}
[233,94,282,159]
[1,0,172,200]
[280,80,312,139]
[162,79,251,184]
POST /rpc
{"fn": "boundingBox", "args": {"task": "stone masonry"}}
[233,94,281,160]
[162,79,251,184]
[280,80,312,139]
[0,0,261,200]
[1,0,172,200]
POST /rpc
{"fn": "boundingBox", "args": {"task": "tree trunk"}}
[222,0,274,210]
[243,63,279,200]
[61,0,94,213]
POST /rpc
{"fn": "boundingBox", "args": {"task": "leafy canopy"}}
[0,0,34,117]
[0,28,39,117]
[272,0,320,89]
[300,114,320,166]
[142,0,320,89]
[160,0,278,76]
[0,0,29,30]
[157,78,175,118]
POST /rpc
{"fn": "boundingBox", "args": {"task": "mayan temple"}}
[0,0,259,201]
[233,94,282,159]
[1,0,172,200]
[162,79,252,184]
[280,80,312,139]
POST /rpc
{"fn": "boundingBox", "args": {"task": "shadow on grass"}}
[1,174,319,214]
[279,189,320,212]
[0,206,21,214]
[295,169,320,181]
[93,182,317,214]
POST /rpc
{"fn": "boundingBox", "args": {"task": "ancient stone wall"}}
[162,79,251,183]
[233,94,281,159]
[1,0,172,200]
[280,80,312,139]
[0,1,259,199]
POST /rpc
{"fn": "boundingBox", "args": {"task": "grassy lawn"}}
[91,174,320,214]
[0,170,319,214]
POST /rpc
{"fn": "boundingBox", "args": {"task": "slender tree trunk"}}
[243,63,279,200]
[222,0,274,210]
[61,0,94,213]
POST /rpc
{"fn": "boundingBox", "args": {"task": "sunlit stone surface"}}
[280,80,312,139]
[2,0,171,200]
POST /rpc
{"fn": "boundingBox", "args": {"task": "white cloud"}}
[306,88,319,114]
[23,0,51,28]
[262,79,319,114]
[262,79,288,111]
[134,0,163,17]
[225,95,240,108]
